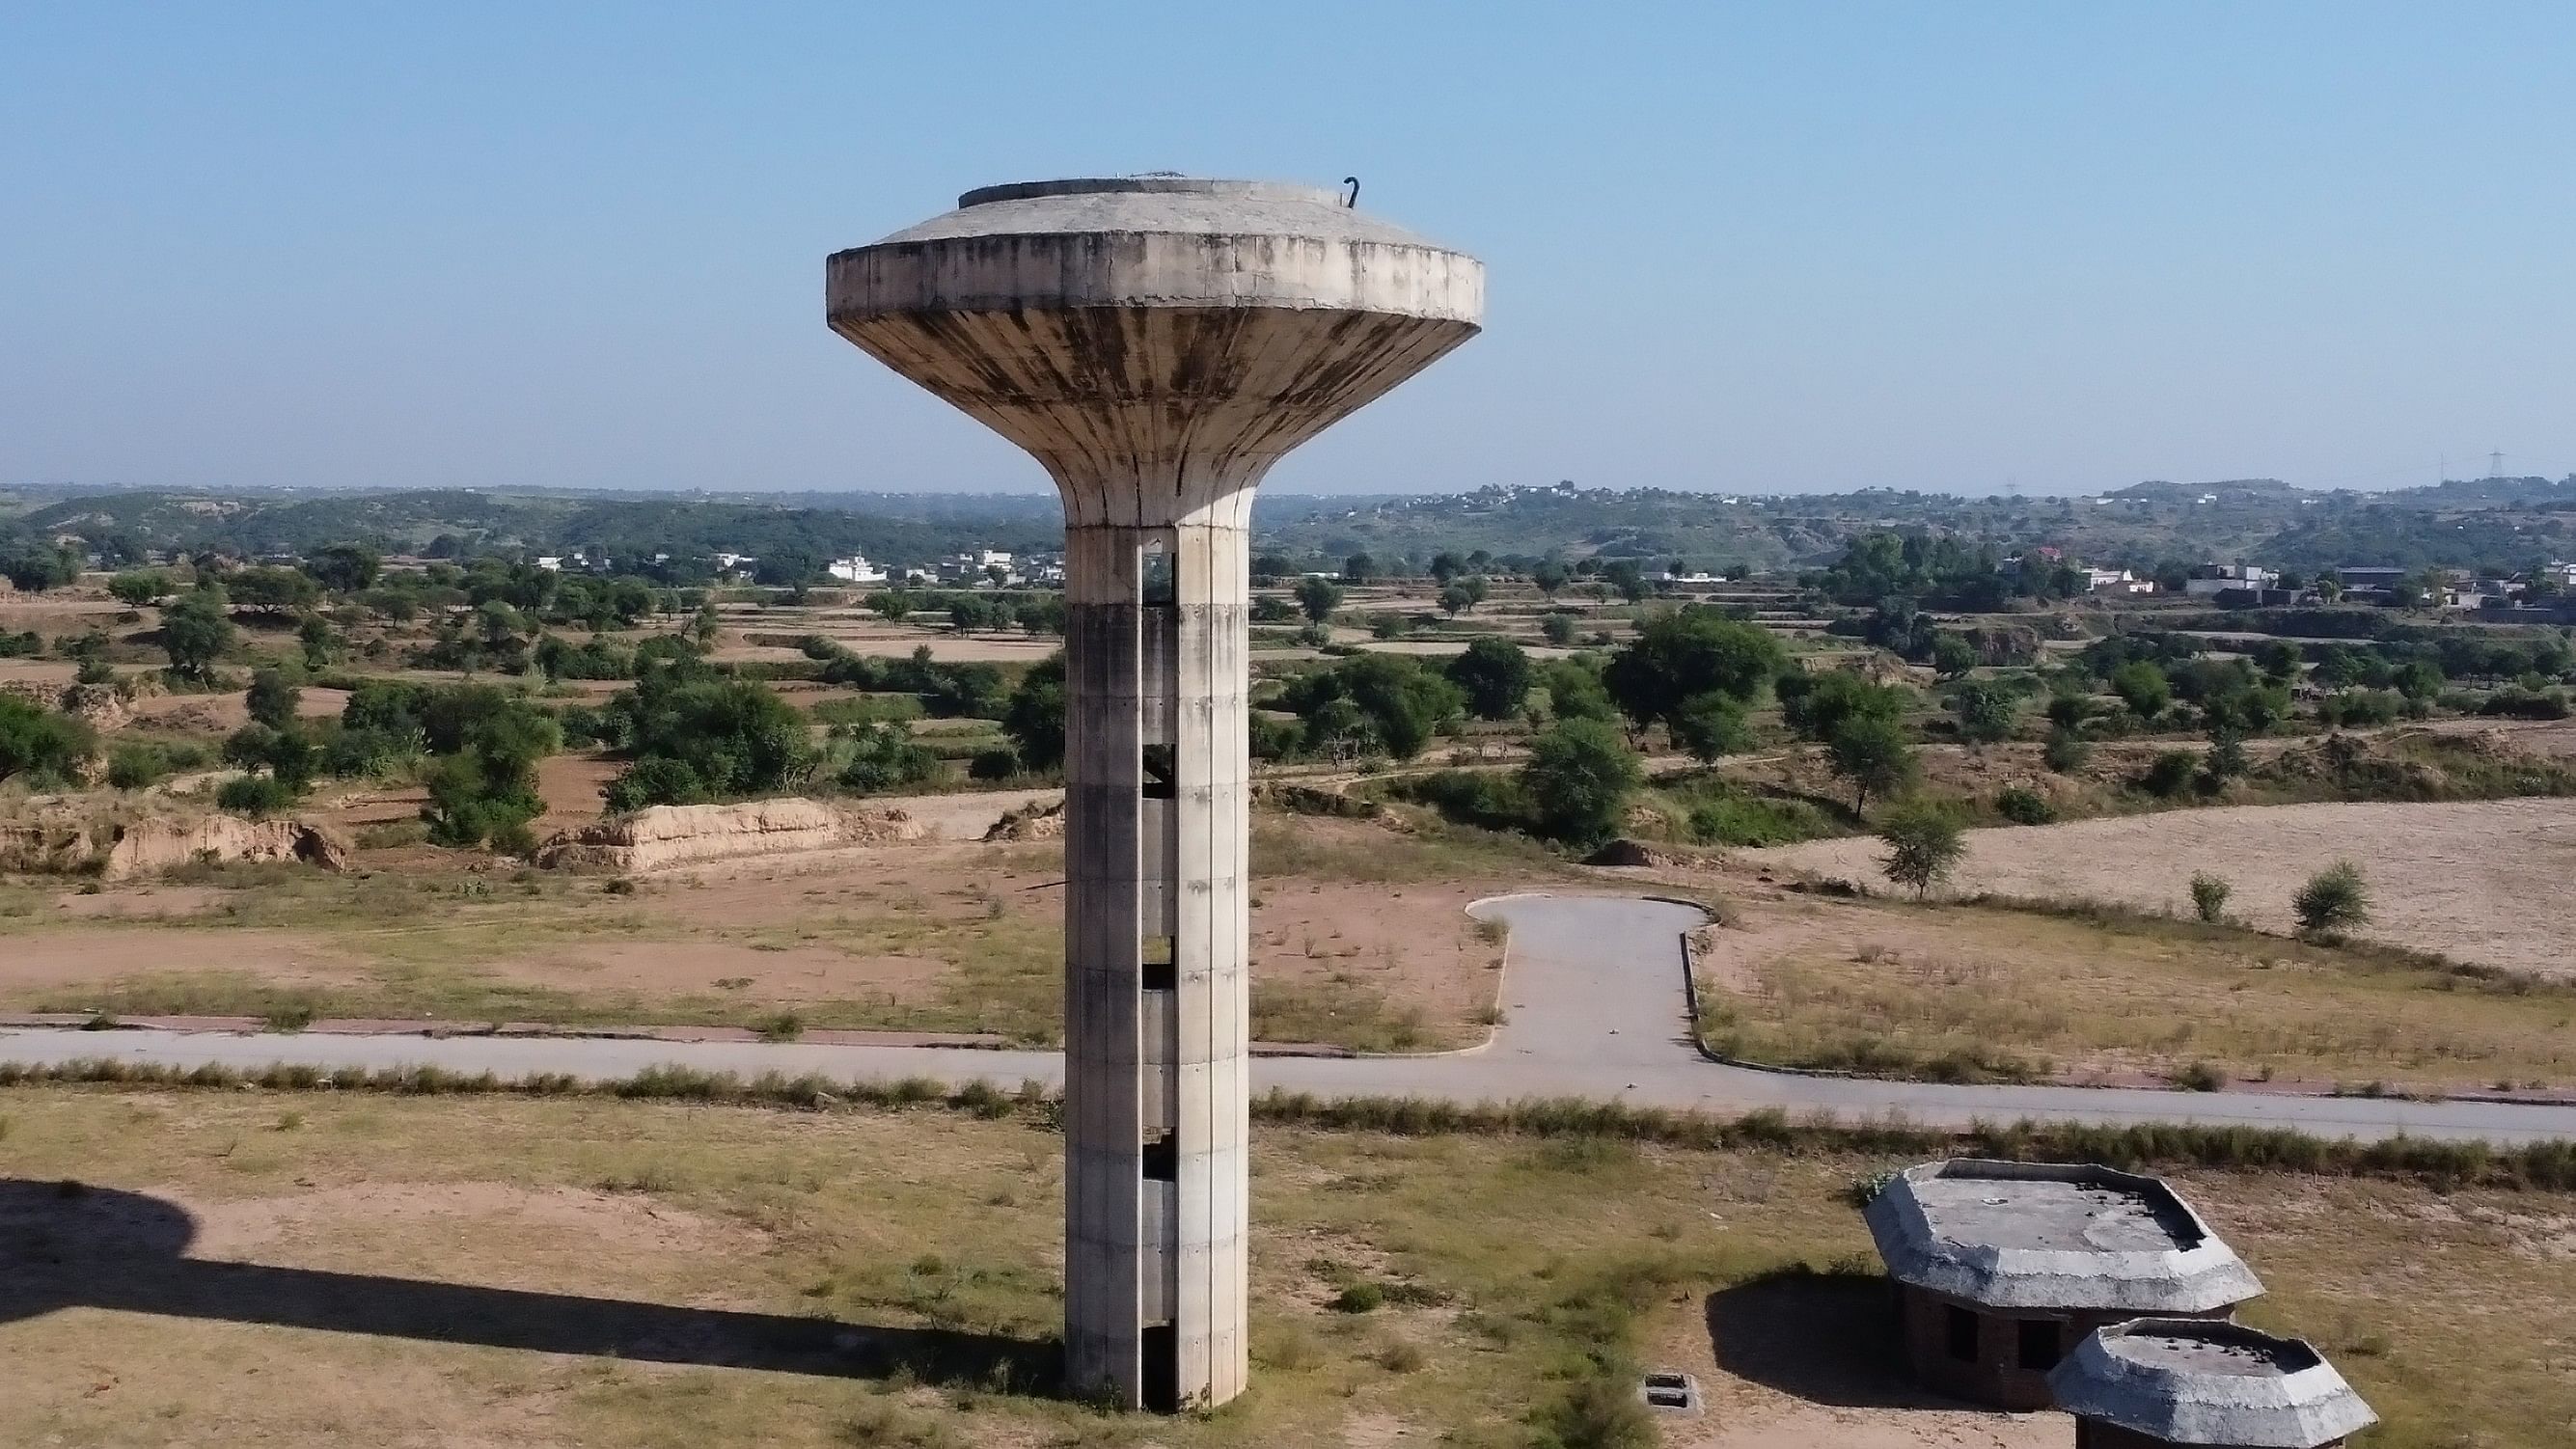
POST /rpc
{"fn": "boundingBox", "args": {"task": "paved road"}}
[4,891,2571,1144]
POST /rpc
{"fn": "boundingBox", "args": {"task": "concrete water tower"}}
[825,178,1482,1408]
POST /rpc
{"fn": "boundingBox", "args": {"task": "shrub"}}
[834,723,941,795]
[2479,687,2570,721]
[2189,873,2232,922]
[215,775,300,817]
[1678,784,1834,847]
[2139,750,2198,799]
[2292,861,2370,937]
[2041,726,2091,774]
[1994,785,2054,825]
[1329,1281,1385,1314]
[105,742,181,790]
[2172,1060,2231,1092]
[965,747,1020,780]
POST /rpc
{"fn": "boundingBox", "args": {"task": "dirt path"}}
[1740,798,2576,977]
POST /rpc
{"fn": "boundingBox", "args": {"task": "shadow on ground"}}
[1704,1267,1960,1411]
[0,1179,1058,1390]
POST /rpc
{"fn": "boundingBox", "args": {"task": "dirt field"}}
[0,818,1510,1052]
[1692,891,2576,1092]
[1741,798,2576,977]
[0,1087,2562,1448]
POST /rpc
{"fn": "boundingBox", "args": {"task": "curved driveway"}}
[3,893,2571,1145]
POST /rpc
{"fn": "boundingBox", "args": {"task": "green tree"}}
[1445,638,1532,720]
[604,672,812,804]
[1530,561,1570,595]
[1539,658,1618,724]
[1950,680,2018,747]
[1293,576,1344,623]
[1279,654,1463,760]
[1,545,79,592]
[864,590,914,620]
[1825,715,1918,813]
[1930,632,1978,678]
[161,587,235,683]
[2110,661,2172,721]
[302,543,381,594]
[2043,691,2095,733]
[0,696,94,784]
[1668,692,1753,764]
[1877,802,1964,898]
[1602,559,1649,603]
[1540,612,1577,646]
[1603,607,1787,737]
[1002,652,1067,770]
[244,668,301,730]
[1341,553,1374,584]
[228,566,321,615]
[1438,581,1477,616]
[297,615,339,670]
[2189,873,2232,922]
[1777,669,1908,744]
[107,570,170,606]
[424,702,561,854]
[2395,659,2445,701]
[1519,718,1642,846]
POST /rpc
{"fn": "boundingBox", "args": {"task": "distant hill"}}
[2369,476,2576,510]
[2104,478,2309,503]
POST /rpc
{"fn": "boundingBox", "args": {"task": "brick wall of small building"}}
[1896,1286,2233,1412]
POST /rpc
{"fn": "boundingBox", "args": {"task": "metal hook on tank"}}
[1341,176,1359,208]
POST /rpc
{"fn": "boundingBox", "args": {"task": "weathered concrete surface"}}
[2050,1319,2377,1447]
[826,176,1481,1410]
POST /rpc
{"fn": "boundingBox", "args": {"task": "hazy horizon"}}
[6,4,2570,498]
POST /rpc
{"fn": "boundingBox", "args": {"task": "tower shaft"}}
[1061,521,1249,1408]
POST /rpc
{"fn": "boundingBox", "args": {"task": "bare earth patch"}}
[1741,798,2576,977]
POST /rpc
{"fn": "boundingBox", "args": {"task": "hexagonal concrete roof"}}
[1863,1160,2263,1313]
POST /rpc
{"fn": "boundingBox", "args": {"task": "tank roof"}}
[857,175,1454,253]
[2047,1319,2378,1447]
[1864,1160,2262,1313]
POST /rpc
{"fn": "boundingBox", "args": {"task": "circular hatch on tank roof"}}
[957,177,1346,208]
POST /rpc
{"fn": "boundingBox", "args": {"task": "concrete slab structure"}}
[2048,1319,2377,1448]
[824,177,1481,1409]
[1865,1160,2263,1409]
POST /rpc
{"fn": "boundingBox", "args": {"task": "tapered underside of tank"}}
[824,178,1484,521]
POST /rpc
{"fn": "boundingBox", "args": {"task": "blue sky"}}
[3,2,2569,497]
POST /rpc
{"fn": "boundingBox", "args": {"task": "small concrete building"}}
[1865,1161,2263,1410]
[2047,1319,2377,1448]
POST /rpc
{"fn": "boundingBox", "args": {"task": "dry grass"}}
[0,1085,2562,1448]
[0,820,1512,1053]
[1698,895,2576,1093]
[1740,797,2576,978]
